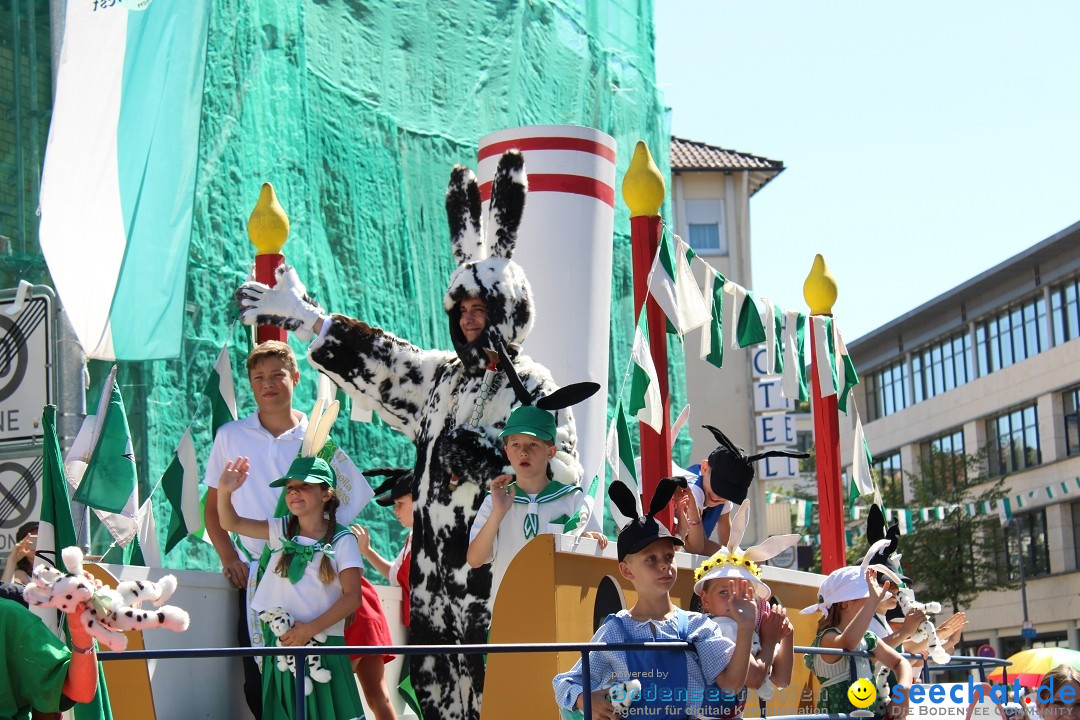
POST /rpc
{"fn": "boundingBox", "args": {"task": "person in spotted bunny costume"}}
[237,150,583,720]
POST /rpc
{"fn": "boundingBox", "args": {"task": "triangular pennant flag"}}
[162,426,201,553]
[647,232,710,335]
[396,658,424,718]
[70,367,140,547]
[997,498,1013,527]
[699,265,725,369]
[628,309,663,432]
[124,497,161,567]
[763,297,784,376]
[723,281,766,348]
[794,499,813,528]
[833,323,859,414]
[605,403,640,493]
[35,405,79,633]
[811,316,839,398]
[203,345,238,437]
[848,402,876,512]
[781,311,808,401]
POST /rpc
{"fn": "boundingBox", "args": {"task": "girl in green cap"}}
[218,455,366,720]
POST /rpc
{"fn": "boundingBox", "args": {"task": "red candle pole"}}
[804,254,846,572]
[623,141,673,529]
[248,183,290,344]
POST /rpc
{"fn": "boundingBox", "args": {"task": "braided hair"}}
[274,485,340,585]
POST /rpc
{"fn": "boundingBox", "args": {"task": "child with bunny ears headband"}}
[693,501,799,714]
[799,540,913,720]
[554,478,757,720]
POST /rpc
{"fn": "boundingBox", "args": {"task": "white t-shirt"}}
[468,480,599,604]
[250,518,363,637]
[205,411,308,561]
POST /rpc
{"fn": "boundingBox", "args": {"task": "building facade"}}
[668,135,788,545]
[844,222,1080,655]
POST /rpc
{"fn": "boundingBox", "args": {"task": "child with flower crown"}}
[553,478,756,720]
[219,455,366,720]
[799,559,912,720]
[693,502,797,718]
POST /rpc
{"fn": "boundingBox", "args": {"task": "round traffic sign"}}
[977,644,996,658]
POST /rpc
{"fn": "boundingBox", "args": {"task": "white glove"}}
[237,264,326,342]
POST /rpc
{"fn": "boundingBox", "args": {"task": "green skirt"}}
[262,632,365,720]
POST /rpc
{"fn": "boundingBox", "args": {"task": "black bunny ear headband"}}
[610,476,687,561]
[866,503,906,578]
[494,339,599,411]
[364,467,415,507]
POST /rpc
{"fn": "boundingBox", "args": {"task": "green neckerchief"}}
[507,480,580,540]
[277,521,350,584]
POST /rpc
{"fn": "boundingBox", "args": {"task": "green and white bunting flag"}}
[781,311,808,402]
[38,1,212,361]
[723,281,766,349]
[203,345,238,437]
[628,309,663,432]
[69,367,141,547]
[794,499,813,528]
[762,297,784,376]
[605,403,641,524]
[36,406,79,625]
[847,403,876,511]
[699,265,726,369]
[647,232,710,335]
[834,325,859,414]
[997,498,1013,527]
[888,508,913,535]
[605,403,639,494]
[162,426,201,553]
[126,497,161,568]
[811,316,840,398]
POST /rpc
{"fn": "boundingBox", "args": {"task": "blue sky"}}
[655,1,1080,340]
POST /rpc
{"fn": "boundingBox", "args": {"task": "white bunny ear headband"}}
[798,538,904,615]
[301,395,339,459]
[693,501,801,598]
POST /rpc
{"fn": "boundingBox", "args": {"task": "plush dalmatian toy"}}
[23,546,190,651]
[258,608,332,695]
[238,151,583,720]
[608,679,642,717]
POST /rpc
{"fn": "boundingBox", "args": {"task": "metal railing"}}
[99,642,1012,720]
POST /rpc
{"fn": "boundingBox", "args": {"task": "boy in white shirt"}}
[467,405,607,606]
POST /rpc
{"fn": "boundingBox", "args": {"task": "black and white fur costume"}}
[266,152,582,720]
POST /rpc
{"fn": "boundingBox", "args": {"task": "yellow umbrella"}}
[986,647,1080,687]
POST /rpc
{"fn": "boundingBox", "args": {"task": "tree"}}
[884,446,1013,614]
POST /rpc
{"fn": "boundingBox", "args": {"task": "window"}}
[1073,502,1080,570]
[987,404,1040,475]
[865,360,910,421]
[975,297,1047,375]
[912,332,972,402]
[1065,387,1080,456]
[1050,276,1080,345]
[996,510,1051,582]
[684,199,727,255]
[872,451,903,507]
[922,430,966,491]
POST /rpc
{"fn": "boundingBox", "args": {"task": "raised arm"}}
[215,457,270,541]
[308,314,450,439]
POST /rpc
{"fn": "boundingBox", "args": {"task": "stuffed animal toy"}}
[23,546,189,651]
[238,150,584,720]
[608,678,642,717]
[866,504,950,665]
[258,608,331,695]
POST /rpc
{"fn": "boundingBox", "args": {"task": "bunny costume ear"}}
[693,499,800,599]
[612,477,686,561]
[446,165,484,265]
[444,151,534,375]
